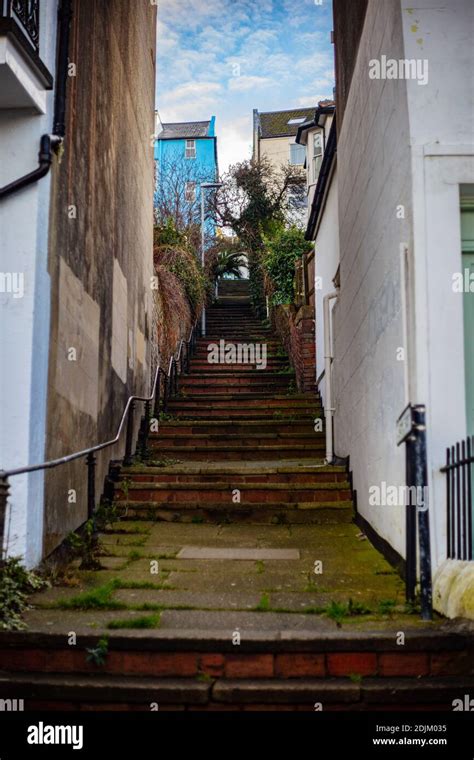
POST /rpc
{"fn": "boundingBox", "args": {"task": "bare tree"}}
[154,154,216,232]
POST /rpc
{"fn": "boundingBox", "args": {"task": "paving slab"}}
[176,547,300,560]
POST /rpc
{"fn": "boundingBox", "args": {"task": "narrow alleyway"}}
[2,287,473,710]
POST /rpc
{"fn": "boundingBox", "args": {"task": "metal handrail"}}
[0,320,200,557]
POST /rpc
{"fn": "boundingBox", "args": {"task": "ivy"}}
[263,226,312,306]
[0,557,49,631]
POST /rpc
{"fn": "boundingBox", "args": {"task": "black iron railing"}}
[0,320,200,560]
[1,0,40,51]
[441,436,474,561]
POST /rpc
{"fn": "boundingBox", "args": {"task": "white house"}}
[305,0,474,618]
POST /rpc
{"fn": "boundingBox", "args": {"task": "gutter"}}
[305,115,337,241]
[323,290,339,464]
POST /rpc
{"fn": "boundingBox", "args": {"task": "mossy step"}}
[114,500,353,510]
[119,481,350,492]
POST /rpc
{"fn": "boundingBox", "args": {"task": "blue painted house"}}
[154,116,219,240]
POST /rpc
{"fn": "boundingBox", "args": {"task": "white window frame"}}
[312,132,323,182]
[185,139,196,159]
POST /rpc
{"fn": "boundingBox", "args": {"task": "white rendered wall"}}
[0,1,58,566]
[314,170,339,409]
[332,0,413,559]
[400,0,474,568]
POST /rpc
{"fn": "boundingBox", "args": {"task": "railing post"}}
[0,473,9,567]
[154,368,161,419]
[412,405,432,621]
[86,452,96,521]
[163,374,169,413]
[123,401,135,466]
[140,400,151,460]
[173,359,178,396]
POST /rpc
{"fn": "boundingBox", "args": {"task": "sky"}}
[156,0,335,174]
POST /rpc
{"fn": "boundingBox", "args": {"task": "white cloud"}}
[228,75,274,92]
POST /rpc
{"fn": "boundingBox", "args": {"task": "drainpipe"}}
[0,134,62,201]
[323,290,339,464]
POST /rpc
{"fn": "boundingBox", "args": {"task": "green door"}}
[462,200,474,435]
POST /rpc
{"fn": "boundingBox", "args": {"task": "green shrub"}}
[263,226,312,305]
[0,557,49,630]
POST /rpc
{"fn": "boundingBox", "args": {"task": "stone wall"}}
[43,0,157,556]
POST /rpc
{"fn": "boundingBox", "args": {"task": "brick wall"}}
[272,304,316,393]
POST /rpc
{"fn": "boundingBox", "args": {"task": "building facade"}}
[253,107,316,226]
[154,117,218,240]
[0,0,157,566]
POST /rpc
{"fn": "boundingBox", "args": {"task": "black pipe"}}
[0,134,62,201]
[53,0,73,137]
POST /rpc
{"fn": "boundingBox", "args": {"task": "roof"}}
[257,108,316,138]
[158,121,211,139]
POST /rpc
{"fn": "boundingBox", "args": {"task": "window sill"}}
[0,20,53,113]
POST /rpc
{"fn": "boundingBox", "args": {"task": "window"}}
[289,143,306,166]
[288,117,306,126]
[185,181,196,202]
[185,139,196,159]
[312,132,323,181]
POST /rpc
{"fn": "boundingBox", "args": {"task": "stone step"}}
[111,500,354,523]
[165,408,321,420]
[1,628,473,709]
[115,481,351,505]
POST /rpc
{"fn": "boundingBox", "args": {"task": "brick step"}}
[175,385,294,397]
[156,420,317,434]
[188,361,289,371]
[199,336,274,342]
[113,499,353,523]
[147,445,326,461]
[151,432,324,447]
[168,394,318,405]
[1,630,472,710]
[115,480,351,504]
[166,409,321,420]
[180,376,294,386]
[124,469,345,485]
